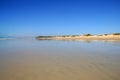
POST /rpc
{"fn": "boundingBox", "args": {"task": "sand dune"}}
[36,34,120,40]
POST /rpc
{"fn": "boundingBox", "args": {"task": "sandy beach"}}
[36,34,120,40]
[1,0,120,80]
[1,39,120,80]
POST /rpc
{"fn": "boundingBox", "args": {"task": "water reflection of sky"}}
[0,39,120,80]
[0,39,120,54]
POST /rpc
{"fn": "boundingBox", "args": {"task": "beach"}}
[1,0,120,79]
[36,34,120,40]
[0,39,120,80]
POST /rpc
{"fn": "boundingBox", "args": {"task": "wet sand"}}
[0,39,120,80]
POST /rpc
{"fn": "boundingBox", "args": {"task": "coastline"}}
[0,38,15,40]
[36,34,120,40]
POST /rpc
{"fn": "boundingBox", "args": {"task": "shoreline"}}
[36,34,120,40]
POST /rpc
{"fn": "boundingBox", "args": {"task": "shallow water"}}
[0,39,120,80]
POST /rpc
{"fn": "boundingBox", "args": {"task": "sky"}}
[0,0,120,36]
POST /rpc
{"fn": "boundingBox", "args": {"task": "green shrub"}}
[83,34,92,36]
[112,33,120,35]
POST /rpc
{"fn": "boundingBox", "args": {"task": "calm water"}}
[0,38,120,80]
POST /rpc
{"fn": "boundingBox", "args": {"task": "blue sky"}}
[0,0,120,36]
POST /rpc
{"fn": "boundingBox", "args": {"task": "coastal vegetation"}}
[112,33,120,35]
[83,34,92,36]
[36,36,54,38]
[36,33,120,40]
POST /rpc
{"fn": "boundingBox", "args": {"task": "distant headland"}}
[36,33,120,40]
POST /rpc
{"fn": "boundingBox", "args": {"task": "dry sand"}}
[37,35,120,40]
